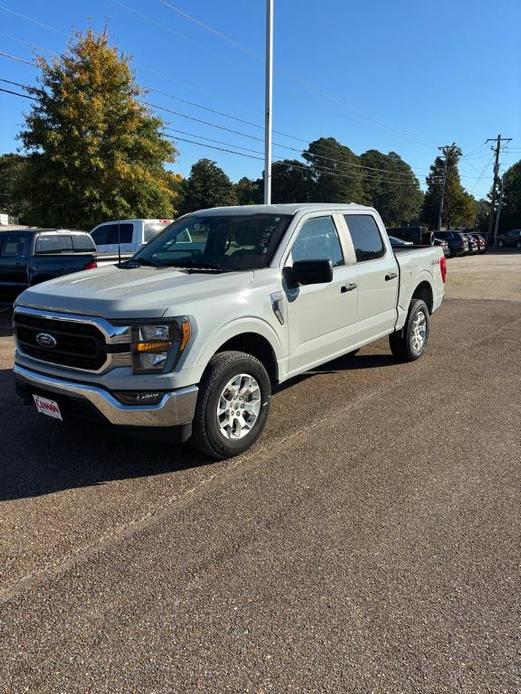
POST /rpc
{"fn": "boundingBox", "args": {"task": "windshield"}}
[134,213,292,271]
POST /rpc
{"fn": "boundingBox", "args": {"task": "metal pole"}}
[437,146,449,231]
[264,0,273,205]
[493,176,504,247]
[487,134,501,241]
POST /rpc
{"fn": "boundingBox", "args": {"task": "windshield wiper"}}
[119,258,159,268]
[176,260,232,273]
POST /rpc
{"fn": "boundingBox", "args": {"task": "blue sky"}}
[1,0,520,199]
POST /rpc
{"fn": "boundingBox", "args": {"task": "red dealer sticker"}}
[32,395,63,421]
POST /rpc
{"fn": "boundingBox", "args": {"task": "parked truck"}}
[0,229,97,295]
[13,204,446,458]
[90,219,172,264]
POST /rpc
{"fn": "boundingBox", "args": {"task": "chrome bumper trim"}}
[14,364,198,427]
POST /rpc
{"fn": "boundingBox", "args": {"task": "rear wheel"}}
[190,350,271,459]
[389,299,430,362]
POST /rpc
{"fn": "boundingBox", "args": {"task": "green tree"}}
[269,159,313,203]
[302,137,365,204]
[422,145,477,229]
[235,176,261,205]
[360,150,423,226]
[16,30,177,229]
[178,159,238,214]
[500,160,521,231]
[0,153,29,219]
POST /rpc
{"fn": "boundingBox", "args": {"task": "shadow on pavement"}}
[0,305,14,337]
[0,367,211,502]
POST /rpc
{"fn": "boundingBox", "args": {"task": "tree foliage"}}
[0,153,29,218]
[500,160,521,231]
[360,150,423,226]
[303,138,365,204]
[16,30,177,228]
[178,159,238,214]
[422,145,477,229]
[235,176,261,205]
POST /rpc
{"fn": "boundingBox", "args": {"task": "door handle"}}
[341,282,357,293]
[385,272,398,281]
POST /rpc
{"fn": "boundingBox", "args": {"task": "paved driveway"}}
[0,255,520,692]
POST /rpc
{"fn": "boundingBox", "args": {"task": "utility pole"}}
[263,0,273,205]
[486,134,512,244]
[437,143,454,230]
[492,176,505,247]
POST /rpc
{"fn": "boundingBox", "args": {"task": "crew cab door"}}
[343,213,399,341]
[284,214,358,376]
[90,222,135,261]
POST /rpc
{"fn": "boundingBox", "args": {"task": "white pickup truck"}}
[13,204,446,458]
[90,218,172,264]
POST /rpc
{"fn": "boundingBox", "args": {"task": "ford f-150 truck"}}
[13,204,446,458]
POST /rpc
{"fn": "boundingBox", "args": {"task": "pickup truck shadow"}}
[275,351,397,392]
[0,368,211,502]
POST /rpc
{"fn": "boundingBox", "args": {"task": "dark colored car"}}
[387,226,434,245]
[389,235,414,248]
[497,229,521,249]
[465,233,480,254]
[468,232,487,254]
[433,237,450,257]
[434,231,469,257]
[0,229,97,295]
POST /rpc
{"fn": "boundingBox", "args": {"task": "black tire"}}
[190,350,271,459]
[389,299,430,362]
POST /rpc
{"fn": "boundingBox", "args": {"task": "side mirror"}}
[285,259,333,287]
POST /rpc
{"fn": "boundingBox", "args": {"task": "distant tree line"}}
[1,30,519,233]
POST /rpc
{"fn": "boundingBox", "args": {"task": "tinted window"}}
[144,221,170,242]
[91,223,133,245]
[72,234,96,252]
[345,214,385,262]
[136,214,291,271]
[0,234,27,257]
[291,216,344,267]
[35,235,73,254]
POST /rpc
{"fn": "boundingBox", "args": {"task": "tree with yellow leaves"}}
[17,30,178,229]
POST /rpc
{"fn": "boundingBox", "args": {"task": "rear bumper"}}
[14,364,198,427]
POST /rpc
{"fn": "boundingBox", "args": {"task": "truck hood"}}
[16,265,255,319]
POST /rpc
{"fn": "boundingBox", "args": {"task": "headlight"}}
[130,318,191,373]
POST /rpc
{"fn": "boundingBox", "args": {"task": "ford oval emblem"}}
[35,332,57,349]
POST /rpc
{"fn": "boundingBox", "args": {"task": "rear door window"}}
[35,235,73,254]
[344,214,385,262]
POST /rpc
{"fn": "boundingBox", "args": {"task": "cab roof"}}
[190,203,376,217]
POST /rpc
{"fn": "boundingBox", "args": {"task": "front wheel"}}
[190,350,271,459]
[389,299,430,362]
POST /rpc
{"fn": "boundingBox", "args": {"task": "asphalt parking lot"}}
[0,253,520,692]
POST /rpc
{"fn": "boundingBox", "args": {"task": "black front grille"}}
[14,313,108,370]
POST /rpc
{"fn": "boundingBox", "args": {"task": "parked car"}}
[434,231,469,257]
[433,237,450,257]
[468,232,487,254]
[497,229,521,249]
[90,219,173,264]
[13,203,446,459]
[389,235,414,247]
[0,229,97,294]
[465,233,480,254]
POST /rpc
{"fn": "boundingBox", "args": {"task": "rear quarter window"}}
[144,222,169,242]
[0,234,27,257]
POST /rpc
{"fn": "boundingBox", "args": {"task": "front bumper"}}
[14,364,198,428]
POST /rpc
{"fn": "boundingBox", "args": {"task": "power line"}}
[0,50,35,66]
[0,3,69,36]
[0,85,36,99]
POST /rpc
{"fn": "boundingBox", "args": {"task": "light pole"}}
[264,0,273,204]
